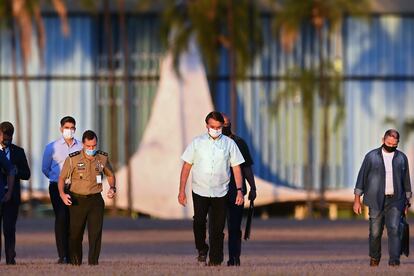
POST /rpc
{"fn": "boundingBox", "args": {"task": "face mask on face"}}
[208,128,222,138]
[85,149,97,156]
[382,143,397,153]
[62,129,75,139]
[222,124,232,136]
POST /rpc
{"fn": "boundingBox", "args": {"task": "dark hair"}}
[60,116,76,127]
[82,130,98,143]
[384,129,400,140]
[205,111,224,124]
[0,121,14,136]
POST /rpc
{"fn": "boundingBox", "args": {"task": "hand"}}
[248,189,256,201]
[107,188,116,199]
[60,193,72,206]
[405,201,411,215]
[235,191,244,206]
[178,192,187,206]
[353,200,362,215]
[2,191,12,203]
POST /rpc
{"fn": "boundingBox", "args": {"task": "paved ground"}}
[1,217,414,275]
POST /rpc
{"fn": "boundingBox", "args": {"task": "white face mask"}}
[62,129,75,139]
[208,128,222,138]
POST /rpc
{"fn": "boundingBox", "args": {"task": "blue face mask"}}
[85,149,97,156]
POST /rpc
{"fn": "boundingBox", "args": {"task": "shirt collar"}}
[206,133,223,141]
[59,137,78,147]
[81,149,97,161]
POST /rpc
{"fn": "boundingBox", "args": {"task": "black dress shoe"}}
[6,259,16,265]
[57,257,69,264]
[207,261,221,266]
[389,260,400,267]
[227,257,240,266]
[197,251,207,264]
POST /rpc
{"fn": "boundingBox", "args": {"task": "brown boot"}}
[370,258,380,267]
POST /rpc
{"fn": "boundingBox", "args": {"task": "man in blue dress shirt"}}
[42,116,82,264]
[179,111,245,266]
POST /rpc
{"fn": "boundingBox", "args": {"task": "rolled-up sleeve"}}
[181,140,195,164]
[104,160,115,177]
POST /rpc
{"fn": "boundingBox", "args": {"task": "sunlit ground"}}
[1,217,414,275]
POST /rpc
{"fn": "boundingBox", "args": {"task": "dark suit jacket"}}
[7,144,30,203]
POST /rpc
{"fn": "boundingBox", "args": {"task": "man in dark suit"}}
[0,122,30,265]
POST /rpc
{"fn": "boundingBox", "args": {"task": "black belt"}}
[50,181,58,185]
[70,192,101,198]
[385,194,394,198]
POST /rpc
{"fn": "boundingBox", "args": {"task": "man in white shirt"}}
[179,111,245,266]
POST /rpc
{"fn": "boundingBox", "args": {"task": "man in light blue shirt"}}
[42,116,82,264]
[179,111,245,266]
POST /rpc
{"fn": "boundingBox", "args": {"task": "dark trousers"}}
[192,192,227,264]
[69,193,104,265]
[0,199,19,263]
[49,183,69,259]
[227,190,244,261]
[369,197,402,264]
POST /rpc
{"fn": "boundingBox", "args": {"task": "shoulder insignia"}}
[69,151,81,157]
[97,150,108,156]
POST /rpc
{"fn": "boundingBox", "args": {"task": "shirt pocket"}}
[215,147,229,162]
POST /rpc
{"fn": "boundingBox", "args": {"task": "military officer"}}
[58,130,116,265]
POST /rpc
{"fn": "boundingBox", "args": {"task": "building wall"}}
[1,13,414,195]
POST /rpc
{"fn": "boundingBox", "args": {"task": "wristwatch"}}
[237,187,243,192]
[110,186,117,193]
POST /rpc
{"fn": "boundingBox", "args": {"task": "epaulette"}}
[69,151,81,157]
[96,150,108,156]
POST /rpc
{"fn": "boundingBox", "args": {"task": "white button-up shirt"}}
[181,133,245,197]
